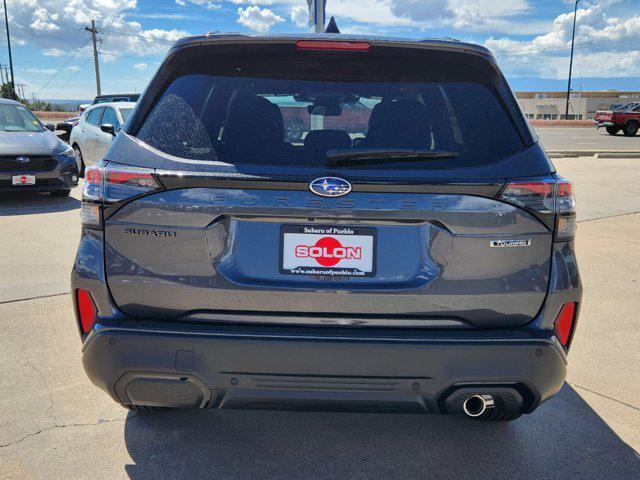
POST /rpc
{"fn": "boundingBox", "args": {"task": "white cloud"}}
[174,0,223,9]
[230,0,276,5]
[326,0,413,28]
[128,12,202,20]
[236,6,284,32]
[9,1,189,61]
[485,3,640,78]
[26,67,58,74]
[290,5,307,28]
[42,47,66,57]
[324,0,541,34]
[133,62,148,71]
[30,8,60,31]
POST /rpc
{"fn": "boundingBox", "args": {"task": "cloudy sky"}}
[2,0,639,100]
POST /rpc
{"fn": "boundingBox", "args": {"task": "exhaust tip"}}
[462,394,495,418]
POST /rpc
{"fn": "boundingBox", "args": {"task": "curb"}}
[547,151,640,159]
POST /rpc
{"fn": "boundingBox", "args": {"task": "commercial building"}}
[515,91,640,120]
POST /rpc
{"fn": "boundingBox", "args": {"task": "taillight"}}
[555,179,576,241]
[81,165,104,228]
[296,40,371,52]
[499,176,576,241]
[81,162,161,229]
[76,289,97,334]
[554,302,577,347]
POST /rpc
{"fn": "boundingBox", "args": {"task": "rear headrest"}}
[304,129,352,152]
[223,94,285,160]
[365,99,430,149]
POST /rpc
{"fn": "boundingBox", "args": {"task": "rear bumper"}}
[595,121,614,127]
[82,323,567,414]
[73,232,580,415]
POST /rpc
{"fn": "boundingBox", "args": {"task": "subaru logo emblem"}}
[309,177,352,197]
[16,156,30,164]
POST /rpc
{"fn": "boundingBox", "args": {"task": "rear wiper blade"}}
[325,148,459,167]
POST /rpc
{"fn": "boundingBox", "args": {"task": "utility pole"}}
[565,0,580,120]
[85,20,101,96]
[3,0,15,97]
[0,63,5,84]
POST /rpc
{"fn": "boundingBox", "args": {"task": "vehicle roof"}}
[86,101,137,110]
[0,98,23,106]
[171,33,493,58]
[94,93,140,98]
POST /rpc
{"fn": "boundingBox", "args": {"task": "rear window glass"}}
[135,47,525,171]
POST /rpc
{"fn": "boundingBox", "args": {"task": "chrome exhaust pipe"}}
[462,394,495,417]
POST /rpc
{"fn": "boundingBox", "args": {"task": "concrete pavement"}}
[536,126,640,152]
[0,192,80,303]
[0,157,639,479]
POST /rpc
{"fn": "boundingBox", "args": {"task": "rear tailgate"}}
[594,110,613,123]
[104,181,551,328]
[103,38,554,329]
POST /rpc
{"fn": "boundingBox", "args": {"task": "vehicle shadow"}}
[0,192,79,216]
[122,384,639,480]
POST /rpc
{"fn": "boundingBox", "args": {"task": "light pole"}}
[2,0,15,98]
[565,0,580,119]
[307,0,326,131]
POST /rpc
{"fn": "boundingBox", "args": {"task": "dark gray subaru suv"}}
[72,34,581,421]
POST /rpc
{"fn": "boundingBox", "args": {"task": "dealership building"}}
[515,91,640,120]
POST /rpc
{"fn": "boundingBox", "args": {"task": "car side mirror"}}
[101,124,116,136]
[44,123,56,132]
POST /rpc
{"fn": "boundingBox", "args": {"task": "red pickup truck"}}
[595,102,640,136]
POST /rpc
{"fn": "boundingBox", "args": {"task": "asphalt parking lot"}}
[1,156,639,479]
[536,126,640,151]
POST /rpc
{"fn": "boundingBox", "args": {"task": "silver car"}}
[0,98,78,196]
[70,102,136,174]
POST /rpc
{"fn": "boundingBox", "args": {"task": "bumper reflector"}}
[555,302,577,346]
[76,289,97,334]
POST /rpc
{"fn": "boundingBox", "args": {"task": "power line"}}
[99,50,162,61]
[98,28,177,45]
[34,37,90,97]
[50,56,92,100]
[494,33,640,58]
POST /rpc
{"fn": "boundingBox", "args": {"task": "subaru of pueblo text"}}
[72,33,581,421]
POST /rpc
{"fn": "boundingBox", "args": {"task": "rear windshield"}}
[135,44,526,171]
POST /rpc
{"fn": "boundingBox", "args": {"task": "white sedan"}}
[70,102,136,174]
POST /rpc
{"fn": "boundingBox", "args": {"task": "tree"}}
[24,100,52,111]
[0,82,18,100]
